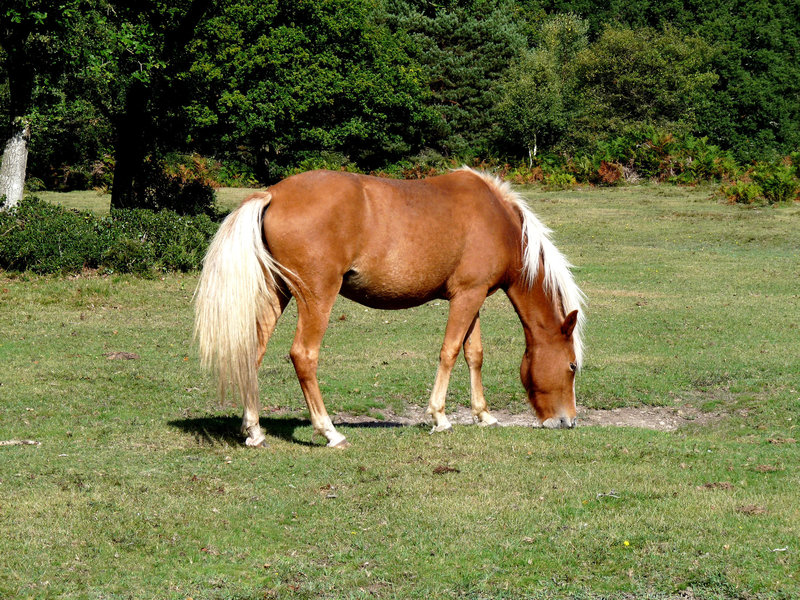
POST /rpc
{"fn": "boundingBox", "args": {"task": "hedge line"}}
[0,198,218,275]
[293,130,800,204]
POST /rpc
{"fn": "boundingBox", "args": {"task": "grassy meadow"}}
[0,185,798,599]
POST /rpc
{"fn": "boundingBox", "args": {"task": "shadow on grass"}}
[168,414,409,448]
[168,415,315,447]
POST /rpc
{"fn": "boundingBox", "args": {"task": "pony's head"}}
[521,309,580,429]
[462,166,585,429]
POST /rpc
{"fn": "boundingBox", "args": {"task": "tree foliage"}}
[0,0,85,206]
[1,0,798,201]
[382,0,528,157]
[536,0,800,159]
[497,13,587,160]
[185,0,431,179]
[570,25,718,149]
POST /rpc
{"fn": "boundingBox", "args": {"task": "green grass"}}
[36,190,112,215]
[1,185,798,599]
[34,187,258,216]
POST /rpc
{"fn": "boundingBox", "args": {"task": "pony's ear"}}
[561,310,579,338]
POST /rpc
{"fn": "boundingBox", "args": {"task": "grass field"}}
[36,187,258,216]
[1,185,798,599]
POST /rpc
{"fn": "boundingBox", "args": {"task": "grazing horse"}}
[194,167,584,448]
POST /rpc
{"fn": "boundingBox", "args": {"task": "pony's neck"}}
[505,276,564,346]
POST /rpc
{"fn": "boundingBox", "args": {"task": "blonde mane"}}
[460,167,586,367]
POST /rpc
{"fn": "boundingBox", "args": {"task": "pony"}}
[194,167,585,447]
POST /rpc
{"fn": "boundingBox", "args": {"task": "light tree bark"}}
[0,119,31,210]
[528,133,538,168]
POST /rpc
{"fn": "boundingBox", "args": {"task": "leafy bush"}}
[99,208,218,273]
[162,153,259,188]
[24,177,47,193]
[373,150,458,179]
[598,161,623,185]
[100,238,156,276]
[0,198,101,274]
[752,163,799,204]
[718,161,799,205]
[504,163,544,184]
[283,152,362,178]
[543,172,577,190]
[718,180,764,205]
[0,197,218,275]
[789,153,800,178]
[132,159,218,216]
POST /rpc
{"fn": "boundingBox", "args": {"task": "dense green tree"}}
[185,0,431,179]
[571,25,718,149]
[4,0,798,191]
[497,13,588,160]
[381,0,528,158]
[534,0,800,159]
[79,0,216,209]
[693,0,800,159]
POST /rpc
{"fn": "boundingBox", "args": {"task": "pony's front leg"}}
[427,291,486,433]
[290,295,348,448]
[463,316,498,427]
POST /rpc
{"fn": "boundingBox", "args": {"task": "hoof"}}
[245,436,268,448]
[475,411,499,427]
[429,424,453,435]
[329,438,351,449]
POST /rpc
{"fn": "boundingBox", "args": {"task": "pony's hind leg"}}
[463,316,498,427]
[427,290,487,433]
[242,293,288,447]
[290,290,348,448]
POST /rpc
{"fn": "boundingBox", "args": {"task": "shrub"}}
[718,180,764,205]
[132,159,218,216]
[543,172,577,190]
[100,238,156,276]
[287,152,361,176]
[504,163,544,184]
[752,163,799,204]
[789,152,800,178]
[215,159,259,188]
[0,198,102,274]
[98,208,218,273]
[719,161,800,205]
[597,161,623,185]
[24,177,47,193]
[0,197,218,275]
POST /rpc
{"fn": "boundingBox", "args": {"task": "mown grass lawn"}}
[1,185,798,599]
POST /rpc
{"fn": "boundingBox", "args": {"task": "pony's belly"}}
[339,268,443,310]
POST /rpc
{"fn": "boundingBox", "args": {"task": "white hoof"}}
[476,412,499,427]
[324,430,348,448]
[245,434,267,448]
[429,423,453,434]
[243,424,267,447]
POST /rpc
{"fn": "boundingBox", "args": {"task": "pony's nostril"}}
[559,416,576,429]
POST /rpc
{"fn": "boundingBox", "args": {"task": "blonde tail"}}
[193,192,289,417]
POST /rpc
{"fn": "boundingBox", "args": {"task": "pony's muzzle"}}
[540,415,577,429]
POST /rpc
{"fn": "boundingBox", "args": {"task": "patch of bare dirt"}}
[332,404,722,432]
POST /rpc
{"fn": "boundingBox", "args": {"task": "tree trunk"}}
[110,1,214,210]
[527,134,538,168]
[110,80,149,210]
[0,119,31,210]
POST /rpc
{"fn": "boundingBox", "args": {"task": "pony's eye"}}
[569,362,577,373]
